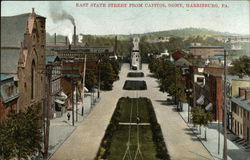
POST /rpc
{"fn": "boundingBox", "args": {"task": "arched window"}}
[31,60,36,99]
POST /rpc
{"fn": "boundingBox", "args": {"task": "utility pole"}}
[76,84,78,122]
[218,108,220,155]
[223,49,228,160]
[72,79,75,126]
[82,55,86,116]
[44,64,52,158]
[98,59,101,98]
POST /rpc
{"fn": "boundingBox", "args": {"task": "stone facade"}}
[1,9,46,112]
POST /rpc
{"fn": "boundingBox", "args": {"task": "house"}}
[1,8,46,112]
[171,50,189,61]
[231,87,250,143]
[0,74,19,124]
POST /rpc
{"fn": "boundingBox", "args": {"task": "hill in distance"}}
[46,27,249,42]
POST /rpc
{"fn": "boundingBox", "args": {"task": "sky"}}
[1,1,250,38]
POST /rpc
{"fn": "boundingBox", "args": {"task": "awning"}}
[205,103,213,111]
[56,91,68,100]
[60,91,68,99]
[196,95,204,105]
[55,99,65,105]
[84,87,89,92]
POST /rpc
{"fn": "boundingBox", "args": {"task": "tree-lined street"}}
[51,64,213,160]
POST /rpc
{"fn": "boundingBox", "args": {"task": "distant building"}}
[0,74,19,124]
[1,9,46,112]
[189,46,224,59]
[213,35,250,43]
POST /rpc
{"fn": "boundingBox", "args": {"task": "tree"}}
[229,56,250,76]
[99,62,116,90]
[0,105,43,159]
[191,107,213,140]
[85,71,97,90]
[109,59,120,80]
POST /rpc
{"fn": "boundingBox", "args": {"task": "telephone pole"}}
[72,79,75,126]
[44,64,52,158]
[76,83,78,122]
[223,49,228,160]
[82,55,86,116]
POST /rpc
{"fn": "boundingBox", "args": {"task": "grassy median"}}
[127,72,144,77]
[96,97,170,160]
[123,80,147,90]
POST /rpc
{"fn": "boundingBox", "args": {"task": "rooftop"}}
[0,74,13,81]
[189,46,224,49]
[231,96,250,112]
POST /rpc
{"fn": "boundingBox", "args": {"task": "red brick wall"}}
[245,90,250,100]
[239,88,245,97]
[216,76,223,122]
[209,75,223,121]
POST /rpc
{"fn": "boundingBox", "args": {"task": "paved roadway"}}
[50,63,213,160]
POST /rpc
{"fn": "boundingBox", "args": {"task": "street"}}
[50,63,213,160]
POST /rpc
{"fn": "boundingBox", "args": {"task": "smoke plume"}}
[49,2,75,26]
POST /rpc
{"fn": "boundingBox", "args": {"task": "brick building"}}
[189,46,224,59]
[1,9,46,112]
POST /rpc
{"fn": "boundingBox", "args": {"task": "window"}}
[31,60,36,99]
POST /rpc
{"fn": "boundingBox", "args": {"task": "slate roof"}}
[1,48,20,74]
[45,55,60,65]
[231,96,250,112]
[1,13,31,74]
[1,13,30,47]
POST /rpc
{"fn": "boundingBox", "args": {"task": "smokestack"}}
[54,33,56,45]
[65,36,68,46]
[74,26,76,46]
[114,36,117,56]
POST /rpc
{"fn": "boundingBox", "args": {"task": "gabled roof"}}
[174,58,192,66]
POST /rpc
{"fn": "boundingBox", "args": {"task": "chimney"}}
[74,26,76,46]
[239,87,245,97]
[54,33,56,45]
[245,88,250,100]
[32,8,35,14]
[65,36,68,46]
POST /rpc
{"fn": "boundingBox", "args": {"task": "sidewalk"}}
[179,103,250,160]
[48,95,99,158]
